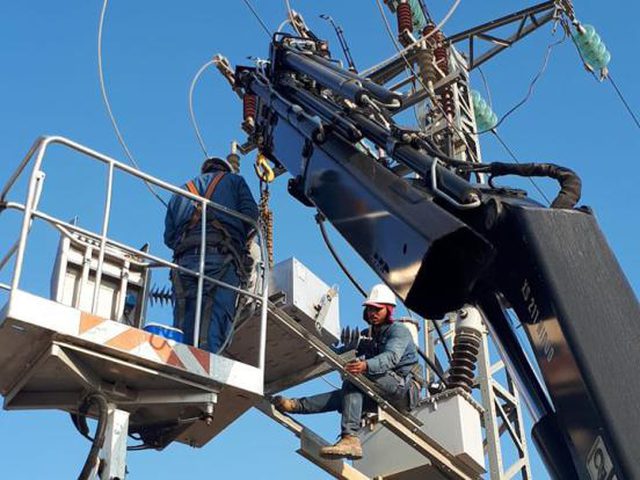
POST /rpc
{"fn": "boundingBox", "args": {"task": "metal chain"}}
[259,183,274,268]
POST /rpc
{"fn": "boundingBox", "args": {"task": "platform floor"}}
[0,289,343,448]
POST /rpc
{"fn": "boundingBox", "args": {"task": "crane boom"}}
[233,32,639,479]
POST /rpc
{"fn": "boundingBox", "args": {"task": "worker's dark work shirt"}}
[164,169,259,253]
[359,322,418,376]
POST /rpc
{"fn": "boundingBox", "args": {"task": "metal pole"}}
[11,145,48,291]
[0,171,45,275]
[91,161,115,314]
[0,137,42,202]
[99,406,129,480]
[193,199,207,347]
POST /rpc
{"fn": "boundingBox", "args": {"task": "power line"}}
[241,0,272,39]
[608,74,640,131]
[480,34,566,135]
[492,130,552,205]
[477,66,493,109]
[567,25,640,131]
[97,0,168,208]
[188,59,217,158]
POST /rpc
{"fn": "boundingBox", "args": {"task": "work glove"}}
[331,326,362,354]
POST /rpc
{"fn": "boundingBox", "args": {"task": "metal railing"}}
[0,135,270,371]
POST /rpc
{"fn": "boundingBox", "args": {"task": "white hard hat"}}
[363,284,397,307]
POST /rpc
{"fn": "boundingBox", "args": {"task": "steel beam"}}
[256,400,370,480]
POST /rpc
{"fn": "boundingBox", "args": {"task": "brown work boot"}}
[319,435,363,460]
[273,395,302,413]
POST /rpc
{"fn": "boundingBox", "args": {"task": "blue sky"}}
[0,1,638,478]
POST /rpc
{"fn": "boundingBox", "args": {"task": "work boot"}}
[319,435,363,460]
[273,395,302,414]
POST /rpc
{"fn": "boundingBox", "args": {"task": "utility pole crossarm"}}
[447,1,561,70]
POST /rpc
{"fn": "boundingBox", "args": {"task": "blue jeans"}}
[172,252,239,353]
[297,372,416,436]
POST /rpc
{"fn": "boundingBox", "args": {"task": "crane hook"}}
[254,153,275,183]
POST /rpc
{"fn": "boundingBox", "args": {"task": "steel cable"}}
[97,0,167,207]
[241,0,272,39]
[188,59,217,158]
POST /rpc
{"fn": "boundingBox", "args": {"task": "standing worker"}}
[274,284,421,460]
[164,156,259,354]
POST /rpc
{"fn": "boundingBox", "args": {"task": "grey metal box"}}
[268,257,340,345]
[50,232,149,326]
[354,391,485,479]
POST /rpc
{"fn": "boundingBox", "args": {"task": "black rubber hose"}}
[316,212,367,297]
[432,319,453,362]
[78,394,109,480]
[316,211,452,382]
[488,162,582,209]
[417,347,448,385]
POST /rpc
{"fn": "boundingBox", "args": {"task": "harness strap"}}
[181,172,250,281]
[186,172,226,231]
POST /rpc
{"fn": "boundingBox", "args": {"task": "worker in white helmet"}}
[274,283,420,460]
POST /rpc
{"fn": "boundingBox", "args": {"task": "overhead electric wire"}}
[608,74,640,131]
[477,66,493,109]
[241,0,272,39]
[188,59,217,158]
[479,33,567,135]
[474,53,557,204]
[567,24,640,131]
[98,0,168,208]
[417,0,433,23]
[492,130,552,205]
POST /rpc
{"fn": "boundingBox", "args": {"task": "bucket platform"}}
[0,288,262,448]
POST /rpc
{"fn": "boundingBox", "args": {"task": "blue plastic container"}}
[143,323,184,343]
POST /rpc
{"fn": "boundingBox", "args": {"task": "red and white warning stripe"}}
[4,290,263,395]
[78,311,211,376]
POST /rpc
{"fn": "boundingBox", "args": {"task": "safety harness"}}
[176,173,251,279]
[172,172,252,349]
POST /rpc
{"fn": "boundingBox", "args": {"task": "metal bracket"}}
[314,285,338,334]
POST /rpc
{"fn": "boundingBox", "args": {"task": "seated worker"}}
[164,157,259,353]
[274,284,421,460]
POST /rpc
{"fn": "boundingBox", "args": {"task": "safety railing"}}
[0,135,270,371]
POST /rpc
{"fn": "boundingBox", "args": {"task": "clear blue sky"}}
[0,1,638,478]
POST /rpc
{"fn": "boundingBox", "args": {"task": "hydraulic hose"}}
[487,162,582,209]
[77,394,109,480]
[417,347,448,385]
[432,318,453,362]
[316,212,367,297]
[316,212,451,383]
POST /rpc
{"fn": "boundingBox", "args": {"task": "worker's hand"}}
[345,359,367,375]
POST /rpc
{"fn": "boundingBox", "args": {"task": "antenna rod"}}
[320,14,357,72]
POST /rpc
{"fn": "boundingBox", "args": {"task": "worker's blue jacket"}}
[164,167,259,254]
[360,322,419,377]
